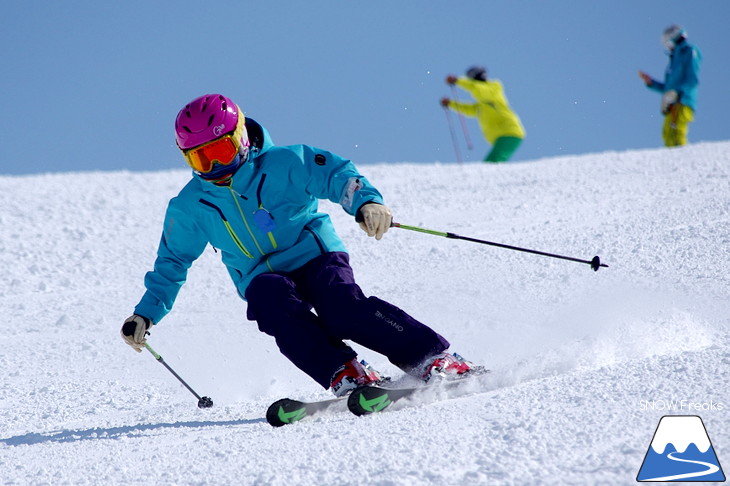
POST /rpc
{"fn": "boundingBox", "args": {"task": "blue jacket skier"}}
[120,94,475,396]
[639,25,702,147]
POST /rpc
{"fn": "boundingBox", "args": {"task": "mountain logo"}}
[637,415,725,482]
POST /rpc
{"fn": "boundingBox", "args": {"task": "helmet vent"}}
[175,94,238,150]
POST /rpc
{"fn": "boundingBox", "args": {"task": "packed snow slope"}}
[1,142,729,485]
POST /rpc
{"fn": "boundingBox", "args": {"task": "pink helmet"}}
[175,94,244,150]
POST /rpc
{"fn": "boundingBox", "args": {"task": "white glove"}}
[357,203,392,240]
[120,314,152,352]
[661,90,678,114]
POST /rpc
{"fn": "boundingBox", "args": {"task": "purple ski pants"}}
[245,252,449,388]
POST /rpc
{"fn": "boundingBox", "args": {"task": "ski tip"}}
[266,398,307,427]
[347,385,393,417]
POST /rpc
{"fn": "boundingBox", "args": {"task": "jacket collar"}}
[192,117,274,193]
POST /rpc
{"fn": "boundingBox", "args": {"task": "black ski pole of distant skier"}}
[144,342,213,408]
[443,108,463,163]
[392,222,609,271]
[450,85,474,150]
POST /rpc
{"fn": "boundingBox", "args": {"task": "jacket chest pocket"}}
[250,174,278,249]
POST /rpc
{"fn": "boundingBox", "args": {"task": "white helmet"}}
[661,24,686,50]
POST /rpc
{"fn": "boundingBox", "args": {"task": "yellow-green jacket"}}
[447,78,525,144]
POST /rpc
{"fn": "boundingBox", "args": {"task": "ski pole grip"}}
[391,222,448,238]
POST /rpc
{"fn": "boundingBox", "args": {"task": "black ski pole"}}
[443,107,463,163]
[392,222,609,271]
[450,85,474,150]
[145,342,213,408]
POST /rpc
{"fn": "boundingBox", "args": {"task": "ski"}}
[347,367,489,417]
[265,396,345,427]
[266,367,489,426]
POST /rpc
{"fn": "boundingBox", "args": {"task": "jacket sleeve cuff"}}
[355,201,380,223]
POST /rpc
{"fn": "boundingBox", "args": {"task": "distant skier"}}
[441,66,525,162]
[120,94,476,398]
[638,24,702,147]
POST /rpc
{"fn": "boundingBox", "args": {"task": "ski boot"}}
[420,352,474,383]
[330,359,387,397]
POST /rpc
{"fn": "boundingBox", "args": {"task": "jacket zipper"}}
[199,199,253,258]
[228,187,274,271]
[255,174,278,249]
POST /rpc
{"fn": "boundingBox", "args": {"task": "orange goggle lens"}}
[184,135,239,173]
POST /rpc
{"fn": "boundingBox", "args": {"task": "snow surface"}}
[1,142,729,485]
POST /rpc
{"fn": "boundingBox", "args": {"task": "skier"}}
[441,66,525,162]
[638,24,702,147]
[120,94,475,397]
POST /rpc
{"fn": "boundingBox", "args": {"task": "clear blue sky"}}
[1,1,728,175]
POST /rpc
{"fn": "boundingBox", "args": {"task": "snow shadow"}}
[1,417,265,447]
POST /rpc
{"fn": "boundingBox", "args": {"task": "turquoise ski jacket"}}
[647,39,702,111]
[134,119,383,324]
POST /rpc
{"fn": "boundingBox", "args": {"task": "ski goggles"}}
[182,113,248,173]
